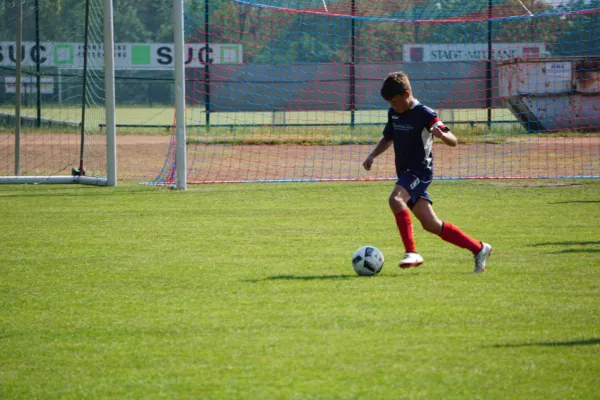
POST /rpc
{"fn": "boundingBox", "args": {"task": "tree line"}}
[0,0,597,63]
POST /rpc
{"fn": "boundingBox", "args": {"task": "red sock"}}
[394,209,417,253]
[439,222,483,254]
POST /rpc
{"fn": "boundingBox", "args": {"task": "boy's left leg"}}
[389,184,423,268]
[412,199,492,273]
[393,172,432,268]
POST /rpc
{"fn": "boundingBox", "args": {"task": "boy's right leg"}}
[390,184,423,268]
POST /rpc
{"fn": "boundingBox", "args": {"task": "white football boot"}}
[473,242,492,273]
[399,252,424,269]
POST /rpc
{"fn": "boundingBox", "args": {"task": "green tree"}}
[1,0,597,63]
[551,0,600,56]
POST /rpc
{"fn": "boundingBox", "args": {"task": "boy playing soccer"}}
[363,72,492,273]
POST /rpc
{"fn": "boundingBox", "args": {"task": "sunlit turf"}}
[1,180,599,399]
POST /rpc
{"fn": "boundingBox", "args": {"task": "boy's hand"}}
[363,156,375,171]
[431,125,445,138]
[431,126,458,147]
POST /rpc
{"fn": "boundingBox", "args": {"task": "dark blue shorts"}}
[396,171,433,209]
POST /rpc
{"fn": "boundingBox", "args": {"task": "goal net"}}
[0,0,115,185]
[155,0,600,184]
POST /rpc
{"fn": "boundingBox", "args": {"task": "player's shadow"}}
[549,200,600,204]
[530,240,600,254]
[557,248,600,253]
[530,241,600,246]
[490,338,600,348]
[246,273,422,282]
[254,274,356,282]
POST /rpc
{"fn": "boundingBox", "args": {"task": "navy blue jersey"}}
[383,100,443,181]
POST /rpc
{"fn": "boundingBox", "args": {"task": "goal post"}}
[103,0,117,187]
[156,0,600,187]
[174,0,187,190]
[0,0,116,186]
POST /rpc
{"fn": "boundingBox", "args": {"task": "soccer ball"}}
[352,246,384,276]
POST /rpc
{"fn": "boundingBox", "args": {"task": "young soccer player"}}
[363,72,492,273]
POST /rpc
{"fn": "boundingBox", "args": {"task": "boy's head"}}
[380,72,413,113]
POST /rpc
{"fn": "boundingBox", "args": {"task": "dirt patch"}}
[0,134,171,183]
[116,135,171,182]
[181,136,600,183]
[1,133,598,183]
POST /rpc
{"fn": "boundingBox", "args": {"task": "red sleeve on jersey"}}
[427,117,440,128]
[427,117,450,132]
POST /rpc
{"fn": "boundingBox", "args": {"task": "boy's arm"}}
[431,126,457,147]
[363,137,393,171]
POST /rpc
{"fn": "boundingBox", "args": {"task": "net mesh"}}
[153,0,598,183]
[0,0,107,179]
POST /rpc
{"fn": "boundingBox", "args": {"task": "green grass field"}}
[0,105,518,127]
[0,105,533,146]
[0,105,522,138]
[1,180,599,399]
[5,105,596,145]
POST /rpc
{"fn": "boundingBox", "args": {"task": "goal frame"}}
[0,0,117,186]
[164,0,600,188]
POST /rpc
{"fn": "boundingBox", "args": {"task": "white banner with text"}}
[0,42,243,69]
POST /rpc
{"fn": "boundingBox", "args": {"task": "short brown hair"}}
[380,72,412,101]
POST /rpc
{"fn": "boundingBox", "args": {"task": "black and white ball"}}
[352,246,384,276]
